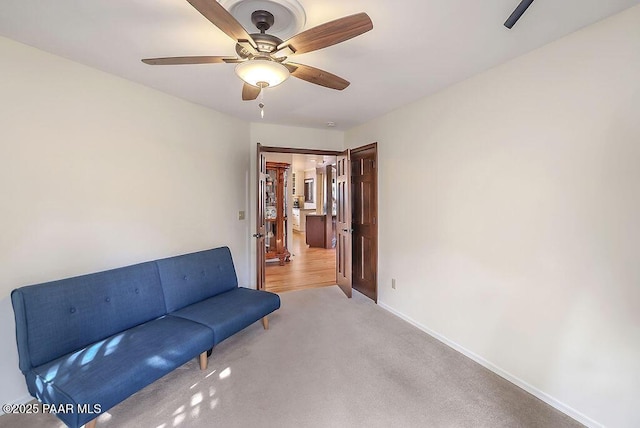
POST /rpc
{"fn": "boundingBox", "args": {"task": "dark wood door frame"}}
[256,145,341,291]
[260,146,342,156]
[255,143,378,302]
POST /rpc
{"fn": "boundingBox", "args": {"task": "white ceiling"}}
[1,0,638,130]
[291,154,336,171]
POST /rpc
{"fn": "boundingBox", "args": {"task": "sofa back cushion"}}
[11,261,165,371]
[157,247,238,313]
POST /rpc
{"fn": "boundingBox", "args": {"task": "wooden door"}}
[336,150,352,298]
[255,144,267,290]
[324,164,335,249]
[351,144,378,302]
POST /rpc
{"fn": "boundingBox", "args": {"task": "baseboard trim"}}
[0,394,33,415]
[377,300,603,428]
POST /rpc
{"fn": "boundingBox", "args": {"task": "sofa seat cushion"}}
[170,287,280,345]
[28,316,213,428]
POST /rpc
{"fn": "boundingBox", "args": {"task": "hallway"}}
[265,231,336,293]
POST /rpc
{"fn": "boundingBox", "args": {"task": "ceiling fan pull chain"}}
[259,88,265,118]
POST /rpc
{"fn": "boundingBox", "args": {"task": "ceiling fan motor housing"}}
[236,33,284,57]
[235,10,285,57]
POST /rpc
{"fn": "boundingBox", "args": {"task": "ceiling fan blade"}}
[142,56,238,65]
[187,0,257,51]
[504,0,535,29]
[277,13,373,56]
[242,83,261,101]
[285,62,350,90]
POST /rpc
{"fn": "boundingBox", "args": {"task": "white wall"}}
[346,6,640,428]
[247,123,344,287]
[250,123,344,152]
[0,37,251,406]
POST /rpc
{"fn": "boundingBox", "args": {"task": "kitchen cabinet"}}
[292,208,315,232]
[292,209,300,231]
[305,214,325,247]
[305,214,336,248]
[306,214,336,248]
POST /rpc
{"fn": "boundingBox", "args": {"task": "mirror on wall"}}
[304,178,314,203]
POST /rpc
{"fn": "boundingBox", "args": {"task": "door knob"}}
[253,233,264,238]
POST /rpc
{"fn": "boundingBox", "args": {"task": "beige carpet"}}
[1,286,582,428]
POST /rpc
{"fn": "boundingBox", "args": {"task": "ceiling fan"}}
[142,0,373,102]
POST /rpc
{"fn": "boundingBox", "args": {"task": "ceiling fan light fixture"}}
[235,59,290,88]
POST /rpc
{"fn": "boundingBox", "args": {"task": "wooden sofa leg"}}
[84,419,97,428]
[199,351,208,370]
[262,316,269,330]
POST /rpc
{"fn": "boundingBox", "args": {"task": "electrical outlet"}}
[238,210,245,220]
[391,278,396,290]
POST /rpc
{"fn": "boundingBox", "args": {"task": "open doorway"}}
[262,151,338,293]
[255,143,378,302]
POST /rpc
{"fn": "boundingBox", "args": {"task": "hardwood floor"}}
[265,231,336,293]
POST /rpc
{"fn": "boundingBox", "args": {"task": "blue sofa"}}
[11,247,280,428]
